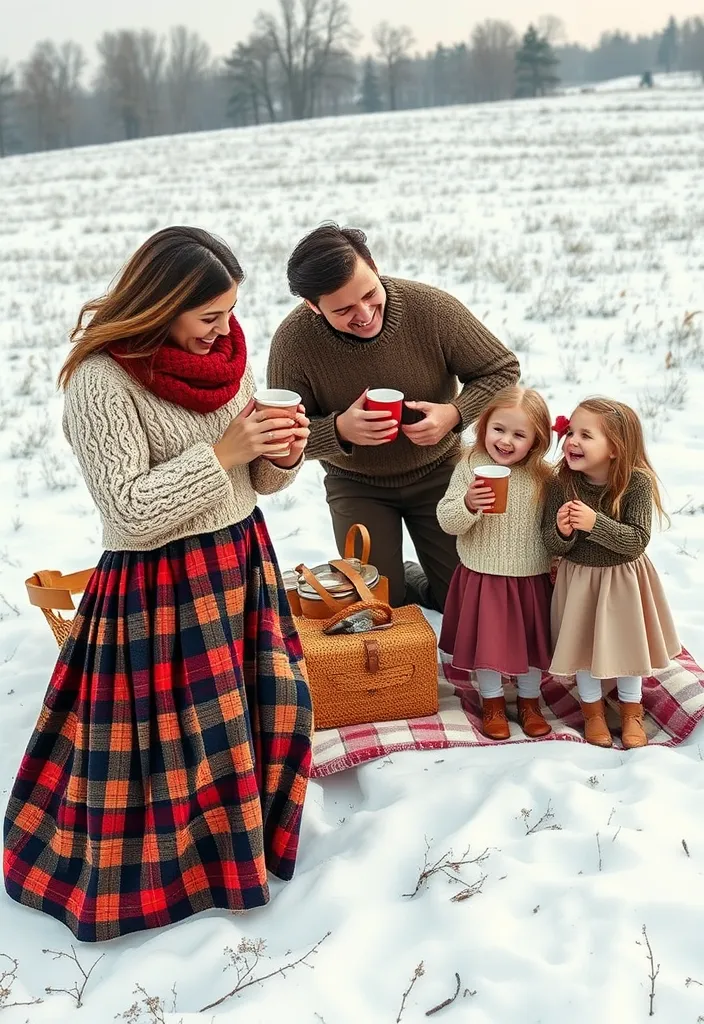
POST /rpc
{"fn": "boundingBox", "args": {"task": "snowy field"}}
[564,69,703,93]
[1,81,704,1022]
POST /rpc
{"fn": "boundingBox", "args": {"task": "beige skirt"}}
[550,555,681,679]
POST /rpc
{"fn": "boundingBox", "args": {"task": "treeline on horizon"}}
[0,2,702,159]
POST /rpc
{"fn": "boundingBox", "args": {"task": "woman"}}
[3,226,313,942]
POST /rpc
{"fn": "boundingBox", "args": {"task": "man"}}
[267,223,520,610]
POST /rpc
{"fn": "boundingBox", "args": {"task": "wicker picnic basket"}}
[25,567,94,647]
[295,597,439,730]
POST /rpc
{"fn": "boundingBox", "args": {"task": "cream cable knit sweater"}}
[437,451,551,577]
[63,353,300,552]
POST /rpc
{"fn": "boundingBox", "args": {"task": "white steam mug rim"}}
[474,464,511,478]
[366,388,404,402]
[254,388,302,407]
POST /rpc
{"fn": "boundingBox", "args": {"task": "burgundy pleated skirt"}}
[439,565,553,676]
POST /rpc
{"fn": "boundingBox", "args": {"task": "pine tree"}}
[657,16,679,74]
[360,57,382,113]
[515,25,559,98]
[0,62,14,157]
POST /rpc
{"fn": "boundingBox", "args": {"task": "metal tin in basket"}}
[281,568,302,615]
[296,558,380,601]
[282,569,299,590]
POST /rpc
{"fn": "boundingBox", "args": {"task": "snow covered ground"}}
[564,69,703,93]
[1,81,704,1022]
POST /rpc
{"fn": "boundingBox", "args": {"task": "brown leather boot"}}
[481,696,510,740]
[620,701,647,749]
[517,697,552,738]
[580,699,613,747]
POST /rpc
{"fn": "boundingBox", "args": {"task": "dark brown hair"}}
[556,397,668,525]
[287,223,376,304]
[58,226,244,388]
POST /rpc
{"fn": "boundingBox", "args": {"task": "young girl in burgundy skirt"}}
[438,386,554,740]
[3,227,313,942]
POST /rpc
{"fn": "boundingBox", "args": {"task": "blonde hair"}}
[556,397,668,525]
[58,226,244,389]
[469,386,552,487]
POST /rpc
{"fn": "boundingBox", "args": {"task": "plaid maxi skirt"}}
[3,509,313,942]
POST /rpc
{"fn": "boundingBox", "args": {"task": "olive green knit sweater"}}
[542,471,654,568]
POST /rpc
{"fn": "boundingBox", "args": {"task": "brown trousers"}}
[324,461,460,610]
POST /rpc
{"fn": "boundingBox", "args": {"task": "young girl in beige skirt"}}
[438,386,554,740]
[543,397,680,749]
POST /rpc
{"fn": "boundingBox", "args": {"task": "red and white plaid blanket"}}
[311,649,704,777]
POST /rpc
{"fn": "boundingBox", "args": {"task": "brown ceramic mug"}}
[473,465,511,514]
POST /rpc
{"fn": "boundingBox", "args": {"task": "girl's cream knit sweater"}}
[437,451,551,577]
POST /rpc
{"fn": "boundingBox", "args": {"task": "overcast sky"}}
[3,0,702,63]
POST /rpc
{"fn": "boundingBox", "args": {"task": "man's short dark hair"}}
[287,223,375,304]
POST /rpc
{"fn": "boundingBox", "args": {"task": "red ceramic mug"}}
[364,388,404,441]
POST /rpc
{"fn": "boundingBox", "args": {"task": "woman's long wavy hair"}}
[556,397,668,525]
[58,226,245,389]
[468,386,553,490]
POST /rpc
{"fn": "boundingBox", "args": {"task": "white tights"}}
[575,671,642,704]
[475,667,542,700]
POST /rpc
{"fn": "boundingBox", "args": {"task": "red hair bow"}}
[552,415,570,439]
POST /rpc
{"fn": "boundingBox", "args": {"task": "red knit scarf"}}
[110,315,247,414]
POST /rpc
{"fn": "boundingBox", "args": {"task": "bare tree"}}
[0,59,13,156]
[257,0,357,120]
[469,20,518,102]
[537,14,567,46]
[55,42,85,145]
[680,17,704,80]
[21,41,84,149]
[96,31,142,139]
[225,36,278,125]
[139,31,165,135]
[166,26,211,132]
[96,30,165,139]
[373,21,415,109]
[314,48,356,115]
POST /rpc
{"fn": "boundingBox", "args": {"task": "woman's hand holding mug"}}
[268,407,310,468]
[214,400,297,470]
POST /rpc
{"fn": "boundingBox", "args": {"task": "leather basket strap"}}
[343,523,371,564]
[295,563,340,614]
[364,636,380,673]
[25,568,94,612]
[328,558,378,605]
[322,599,393,629]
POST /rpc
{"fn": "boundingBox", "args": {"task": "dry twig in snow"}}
[426,972,461,1016]
[396,962,424,1023]
[117,982,180,1023]
[0,953,42,1010]
[42,946,104,1008]
[199,932,330,1012]
[404,838,490,898]
[450,876,488,902]
[637,925,660,1017]
[522,801,562,835]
